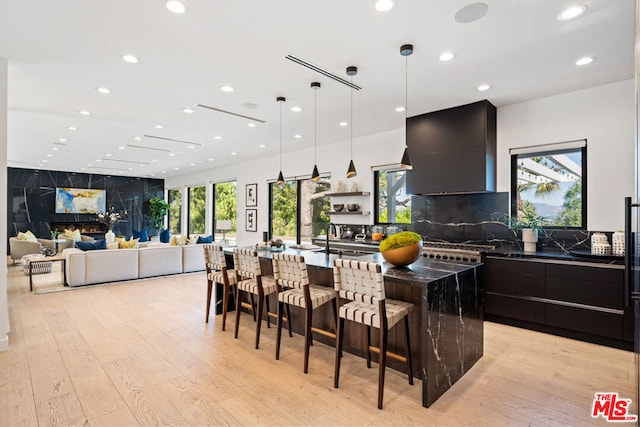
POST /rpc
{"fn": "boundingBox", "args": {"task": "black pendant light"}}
[276,96,285,185]
[310,81,321,182]
[346,66,357,178]
[400,43,413,170]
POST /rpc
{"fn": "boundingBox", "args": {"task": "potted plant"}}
[379,231,423,266]
[148,197,170,236]
[510,208,547,253]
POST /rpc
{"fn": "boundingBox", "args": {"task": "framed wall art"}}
[246,183,257,207]
[245,209,257,232]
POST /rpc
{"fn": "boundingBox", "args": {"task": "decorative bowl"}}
[347,203,359,211]
[333,204,344,212]
[381,241,423,267]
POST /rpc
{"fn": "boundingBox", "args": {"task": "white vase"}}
[522,228,538,253]
[105,230,115,243]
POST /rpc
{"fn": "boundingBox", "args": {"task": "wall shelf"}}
[330,211,370,215]
[325,191,370,197]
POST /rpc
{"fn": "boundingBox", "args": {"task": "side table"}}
[29,255,66,292]
[52,239,67,255]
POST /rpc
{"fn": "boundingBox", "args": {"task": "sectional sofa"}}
[63,243,206,287]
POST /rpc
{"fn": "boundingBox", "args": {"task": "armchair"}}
[9,237,55,263]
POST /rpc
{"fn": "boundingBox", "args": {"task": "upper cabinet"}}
[406,100,496,195]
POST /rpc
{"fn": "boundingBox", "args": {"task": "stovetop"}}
[422,242,494,263]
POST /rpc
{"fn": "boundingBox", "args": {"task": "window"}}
[213,181,237,243]
[188,186,206,236]
[269,177,331,245]
[375,169,411,224]
[168,188,182,234]
[511,141,587,228]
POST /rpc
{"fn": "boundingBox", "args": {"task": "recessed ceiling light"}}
[438,52,456,62]
[576,56,595,66]
[96,87,111,94]
[259,144,266,148]
[58,138,67,142]
[139,164,145,167]
[95,159,101,162]
[455,2,489,24]
[182,108,195,114]
[118,146,125,150]
[67,126,77,131]
[152,159,158,162]
[168,153,176,156]
[231,152,237,155]
[208,158,214,162]
[213,136,222,140]
[79,110,91,116]
[220,85,234,93]
[375,0,395,12]
[291,106,303,112]
[189,163,196,166]
[154,124,163,129]
[46,154,53,157]
[52,147,59,151]
[339,121,348,127]
[395,106,406,112]
[121,54,139,64]
[174,167,180,170]
[162,170,166,174]
[133,136,142,141]
[42,159,48,163]
[558,5,587,21]
[294,134,302,139]
[166,1,186,14]
[127,168,133,171]
[80,168,86,171]
[188,145,195,149]
[106,153,112,157]
[248,123,256,128]
[477,84,491,91]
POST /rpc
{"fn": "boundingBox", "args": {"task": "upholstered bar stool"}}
[272,253,336,373]
[233,248,278,349]
[203,244,239,330]
[332,259,414,409]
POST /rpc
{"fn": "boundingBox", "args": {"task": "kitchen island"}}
[226,247,484,408]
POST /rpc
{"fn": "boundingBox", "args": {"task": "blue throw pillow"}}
[132,228,149,242]
[196,235,213,244]
[159,228,170,243]
[76,239,107,251]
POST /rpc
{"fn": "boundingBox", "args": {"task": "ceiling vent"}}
[196,104,266,123]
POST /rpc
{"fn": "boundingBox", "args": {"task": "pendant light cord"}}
[350,76,354,159]
[279,100,282,170]
[405,54,408,137]
[314,87,317,164]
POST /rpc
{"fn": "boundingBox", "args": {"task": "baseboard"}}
[0,335,8,352]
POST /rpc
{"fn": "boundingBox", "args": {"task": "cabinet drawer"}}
[485,269,544,297]
[546,263,623,284]
[485,294,545,323]
[485,257,545,275]
[545,304,623,340]
[546,277,623,309]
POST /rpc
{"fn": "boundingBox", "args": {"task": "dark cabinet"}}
[484,256,630,348]
[406,100,496,195]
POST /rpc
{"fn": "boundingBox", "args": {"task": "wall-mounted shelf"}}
[330,211,370,215]
[325,191,370,197]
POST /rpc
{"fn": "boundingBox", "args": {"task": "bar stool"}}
[233,248,278,349]
[203,244,238,330]
[332,259,414,409]
[272,253,336,373]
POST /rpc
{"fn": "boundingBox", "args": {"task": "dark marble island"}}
[227,248,484,408]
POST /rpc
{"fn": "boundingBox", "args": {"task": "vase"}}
[522,228,538,253]
[105,230,115,243]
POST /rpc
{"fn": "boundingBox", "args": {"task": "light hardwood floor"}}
[1,264,636,426]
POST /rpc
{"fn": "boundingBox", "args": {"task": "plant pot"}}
[522,228,538,253]
[381,241,423,266]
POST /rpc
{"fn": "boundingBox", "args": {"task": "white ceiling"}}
[0,0,634,179]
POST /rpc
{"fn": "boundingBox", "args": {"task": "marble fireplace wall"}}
[8,167,164,241]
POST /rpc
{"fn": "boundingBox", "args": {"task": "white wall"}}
[0,58,9,351]
[167,79,635,244]
[497,79,634,231]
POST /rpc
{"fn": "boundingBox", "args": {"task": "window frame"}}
[187,185,206,237]
[211,180,237,244]
[374,168,411,225]
[167,188,182,235]
[510,144,587,230]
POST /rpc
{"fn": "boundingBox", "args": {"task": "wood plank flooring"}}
[1,264,636,426]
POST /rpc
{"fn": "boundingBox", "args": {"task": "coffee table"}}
[29,255,66,291]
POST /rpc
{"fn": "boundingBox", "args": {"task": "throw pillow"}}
[23,230,38,242]
[132,228,149,242]
[16,231,26,240]
[196,235,213,244]
[118,238,139,249]
[76,239,107,251]
[63,229,82,242]
[106,242,119,250]
[159,228,171,243]
[170,235,190,246]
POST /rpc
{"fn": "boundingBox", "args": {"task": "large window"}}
[188,186,206,235]
[270,177,331,244]
[213,181,237,244]
[511,141,587,228]
[168,188,182,234]
[375,169,411,224]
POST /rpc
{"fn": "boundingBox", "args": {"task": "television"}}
[55,187,106,214]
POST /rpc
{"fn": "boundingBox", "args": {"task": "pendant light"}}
[310,81,321,182]
[346,66,358,178]
[276,96,286,185]
[400,43,413,170]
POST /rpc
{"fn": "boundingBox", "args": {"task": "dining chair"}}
[203,244,238,330]
[332,258,414,409]
[272,253,336,373]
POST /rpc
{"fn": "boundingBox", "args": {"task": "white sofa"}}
[63,244,206,287]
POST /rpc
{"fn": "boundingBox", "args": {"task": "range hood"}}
[406,100,496,195]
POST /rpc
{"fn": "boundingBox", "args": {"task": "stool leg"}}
[334,317,345,388]
[234,289,242,339]
[404,316,414,385]
[276,300,284,360]
[221,282,229,331]
[265,295,271,328]
[255,293,264,349]
[249,294,257,321]
[303,305,312,373]
[366,325,372,368]
[205,280,212,323]
[285,304,293,337]
[378,326,388,410]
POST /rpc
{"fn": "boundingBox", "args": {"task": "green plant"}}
[379,231,422,252]
[509,207,547,231]
[149,197,170,232]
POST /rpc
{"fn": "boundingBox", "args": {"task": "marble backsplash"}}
[408,192,599,254]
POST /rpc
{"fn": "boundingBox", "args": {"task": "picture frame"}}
[245,209,257,232]
[246,183,257,207]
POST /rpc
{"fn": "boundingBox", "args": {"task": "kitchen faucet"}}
[326,223,337,256]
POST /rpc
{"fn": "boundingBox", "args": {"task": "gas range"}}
[422,242,495,263]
